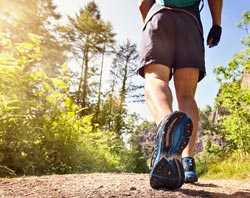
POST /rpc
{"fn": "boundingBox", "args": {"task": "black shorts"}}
[138,9,206,82]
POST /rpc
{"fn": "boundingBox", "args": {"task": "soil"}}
[0,173,250,198]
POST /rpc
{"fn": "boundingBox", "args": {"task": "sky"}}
[54,0,250,120]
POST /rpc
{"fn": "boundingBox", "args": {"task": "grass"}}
[196,152,250,180]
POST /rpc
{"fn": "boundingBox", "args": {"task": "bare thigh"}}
[174,68,199,98]
[144,64,171,81]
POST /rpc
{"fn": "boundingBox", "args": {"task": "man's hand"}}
[138,0,155,21]
[207,25,222,48]
[207,0,223,48]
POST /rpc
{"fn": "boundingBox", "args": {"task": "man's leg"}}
[144,64,172,125]
[145,64,193,189]
[174,68,199,157]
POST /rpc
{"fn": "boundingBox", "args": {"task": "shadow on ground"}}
[180,189,250,198]
[179,182,250,198]
[192,183,219,188]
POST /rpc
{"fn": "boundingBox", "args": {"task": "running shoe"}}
[150,111,193,190]
[182,156,198,183]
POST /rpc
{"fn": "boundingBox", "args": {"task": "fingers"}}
[207,38,213,48]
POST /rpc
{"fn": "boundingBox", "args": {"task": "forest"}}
[0,0,249,178]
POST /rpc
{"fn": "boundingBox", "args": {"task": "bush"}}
[0,33,129,175]
[119,146,149,173]
[196,151,250,179]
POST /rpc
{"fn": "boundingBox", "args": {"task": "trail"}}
[0,173,250,198]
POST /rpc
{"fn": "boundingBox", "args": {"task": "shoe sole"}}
[164,112,193,157]
[185,177,198,183]
[150,111,193,190]
[184,171,198,183]
[150,157,184,190]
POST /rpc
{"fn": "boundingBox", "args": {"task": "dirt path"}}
[0,173,249,198]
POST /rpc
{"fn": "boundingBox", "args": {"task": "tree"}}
[61,1,115,109]
[214,11,250,154]
[110,40,143,135]
[0,0,67,76]
[0,33,124,175]
[0,0,158,175]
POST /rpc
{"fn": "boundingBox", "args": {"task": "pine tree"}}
[110,40,143,135]
[61,1,115,109]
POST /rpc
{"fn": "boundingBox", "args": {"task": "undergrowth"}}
[196,152,250,179]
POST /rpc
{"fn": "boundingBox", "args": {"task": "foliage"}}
[213,11,250,154]
[0,1,149,176]
[195,11,250,179]
[60,1,115,108]
[215,82,250,153]
[196,152,250,179]
[0,33,123,175]
[0,0,67,76]
[119,146,149,173]
[199,106,219,135]
[215,11,250,83]
[110,41,143,135]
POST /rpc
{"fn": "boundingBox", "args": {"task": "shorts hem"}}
[137,62,206,82]
[174,65,206,82]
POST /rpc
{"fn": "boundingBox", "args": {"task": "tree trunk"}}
[96,44,105,119]
[108,79,115,130]
[120,57,129,108]
[77,60,85,104]
[81,47,89,108]
[115,57,129,135]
